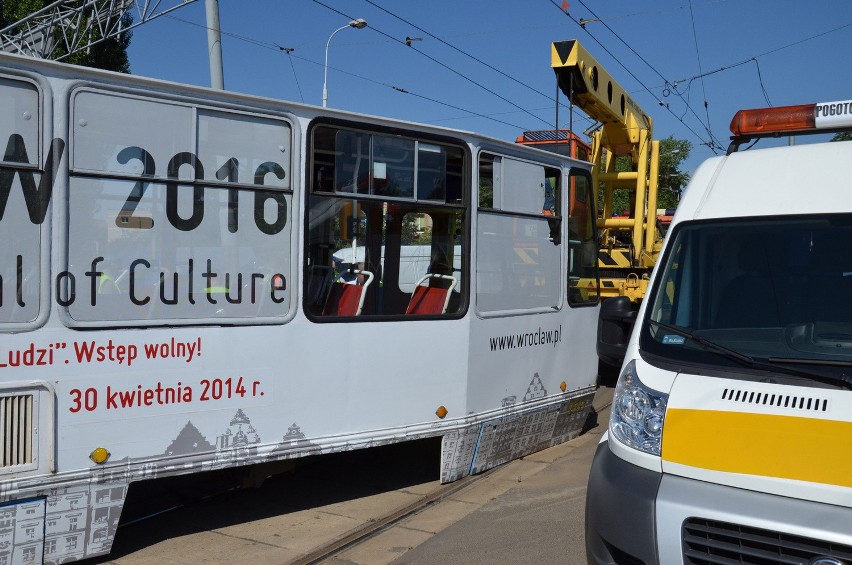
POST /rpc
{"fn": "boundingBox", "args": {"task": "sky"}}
[125,0,852,175]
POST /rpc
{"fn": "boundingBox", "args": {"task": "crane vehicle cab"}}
[589,100,852,564]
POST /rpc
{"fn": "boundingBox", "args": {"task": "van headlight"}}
[610,360,668,456]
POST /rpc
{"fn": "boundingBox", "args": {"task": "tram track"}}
[289,469,491,565]
[96,394,611,564]
[292,394,612,564]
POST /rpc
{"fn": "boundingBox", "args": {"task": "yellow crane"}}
[552,39,662,302]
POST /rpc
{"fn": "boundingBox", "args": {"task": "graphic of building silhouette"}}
[165,421,215,457]
[523,372,547,401]
[267,423,321,461]
[213,409,261,468]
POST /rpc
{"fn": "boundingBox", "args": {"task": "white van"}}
[588,101,852,564]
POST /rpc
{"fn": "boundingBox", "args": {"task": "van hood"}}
[661,371,852,508]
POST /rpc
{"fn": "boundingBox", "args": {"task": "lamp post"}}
[322,18,368,108]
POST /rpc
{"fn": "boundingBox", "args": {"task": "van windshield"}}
[641,215,852,372]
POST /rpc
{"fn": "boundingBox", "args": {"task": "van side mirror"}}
[597,296,637,368]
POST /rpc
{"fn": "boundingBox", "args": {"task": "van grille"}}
[683,518,852,564]
[1,394,34,468]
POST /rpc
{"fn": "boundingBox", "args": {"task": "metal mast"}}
[0,0,197,61]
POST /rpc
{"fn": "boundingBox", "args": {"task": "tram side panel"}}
[0,64,448,563]
[0,55,598,564]
[440,149,599,482]
[0,64,309,564]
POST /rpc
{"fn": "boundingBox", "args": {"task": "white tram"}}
[0,51,599,563]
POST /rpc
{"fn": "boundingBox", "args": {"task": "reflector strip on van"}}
[662,408,852,488]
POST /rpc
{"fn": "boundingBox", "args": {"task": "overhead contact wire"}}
[163,13,530,130]
[569,0,722,151]
[545,0,714,151]
[312,0,554,128]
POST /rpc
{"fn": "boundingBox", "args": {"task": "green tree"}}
[604,135,691,215]
[0,0,42,26]
[657,136,691,209]
[1,0,131,73]
[401,213,430,245]
[831,132,852,142]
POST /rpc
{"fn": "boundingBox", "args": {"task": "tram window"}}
[306,123,467,320]
[567,170,599,306]
[68,180,293,323]
[372,136,414,198]
[306,198,464,318]
[476,153,562,313]
[417,144,447,201]
[398,212,462,294]
[334,130,371,193]
[66,91,293,325]
[0,78,42,326]
[503,159,558,216]
[478,153,559,217]
[478,154,498,209]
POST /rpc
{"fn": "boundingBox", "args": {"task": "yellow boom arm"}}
[552,40,661,272]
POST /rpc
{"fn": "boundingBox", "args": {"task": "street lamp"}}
[322,18,368,108]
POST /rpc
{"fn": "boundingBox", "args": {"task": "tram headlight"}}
[609,360,668,456]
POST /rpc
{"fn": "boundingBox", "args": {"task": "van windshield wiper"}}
[767,357,852,390]
[648,320,852,390]
[648,320,754,365]
[768,356,852,367]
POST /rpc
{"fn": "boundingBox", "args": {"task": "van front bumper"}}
[585,439,662,565]
[586,439,852,564]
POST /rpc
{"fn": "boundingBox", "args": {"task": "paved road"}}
[340,387,613,565]
[94,386,613,564]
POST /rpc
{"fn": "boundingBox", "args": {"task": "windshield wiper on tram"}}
[647,320,852,390]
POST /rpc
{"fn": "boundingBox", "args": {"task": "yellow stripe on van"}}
[662,408,852,488]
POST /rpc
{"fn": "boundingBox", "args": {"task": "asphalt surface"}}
[94,385,614,564]
[342,386,613,565]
